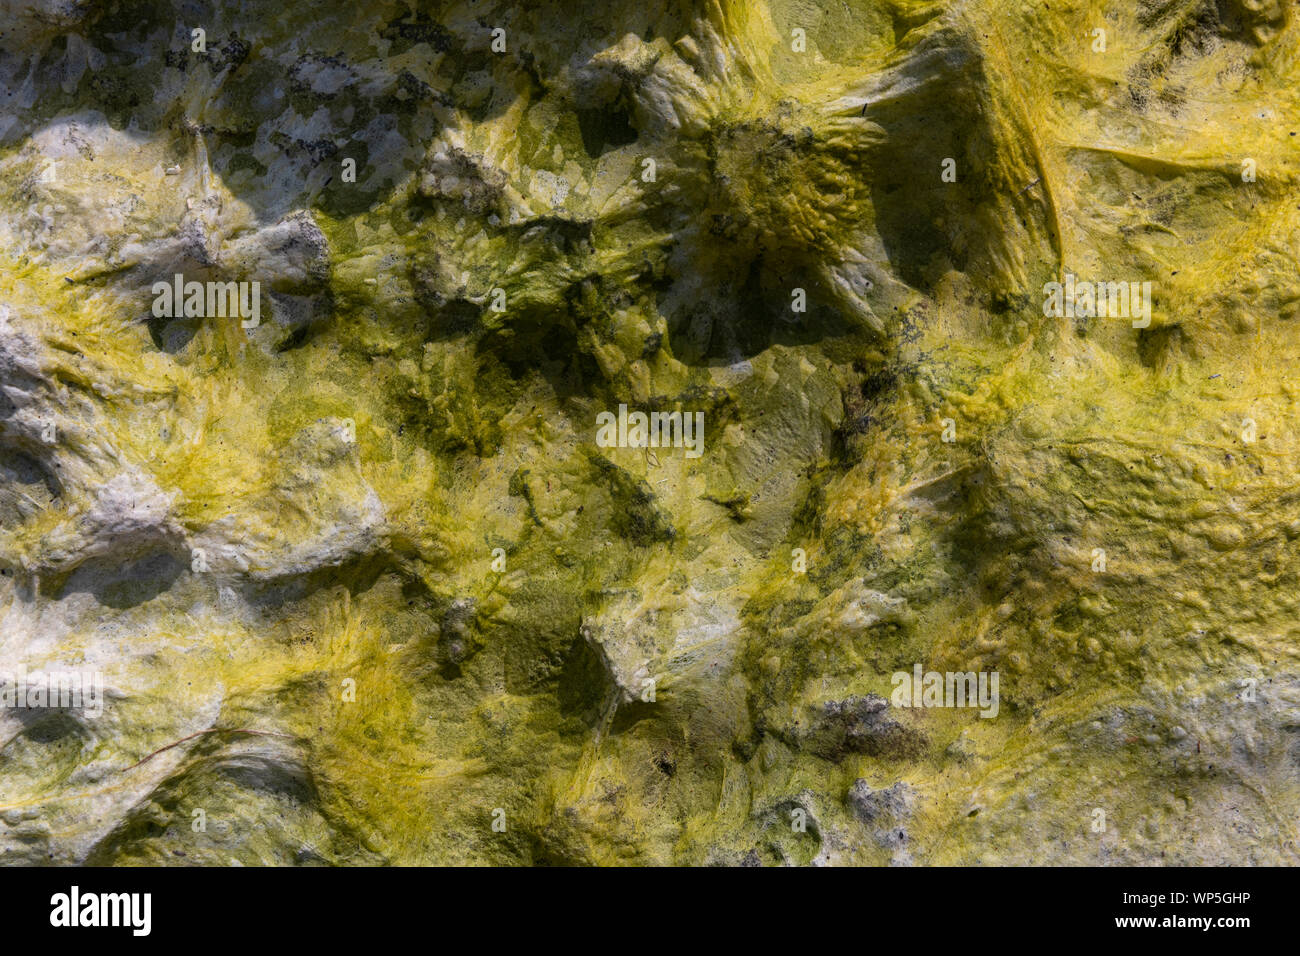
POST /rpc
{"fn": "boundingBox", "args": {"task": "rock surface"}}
[0,0,1298,865]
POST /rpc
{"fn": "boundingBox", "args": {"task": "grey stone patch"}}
[418,145,508,216]
[847,778,916,824]
[784,693,927,761]
[224,210,331,293]
[847,779,916,860]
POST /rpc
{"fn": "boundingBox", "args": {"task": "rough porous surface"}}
[1,0,1298,865]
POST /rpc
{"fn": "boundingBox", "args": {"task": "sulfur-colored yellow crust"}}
[0,0,1297,865]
